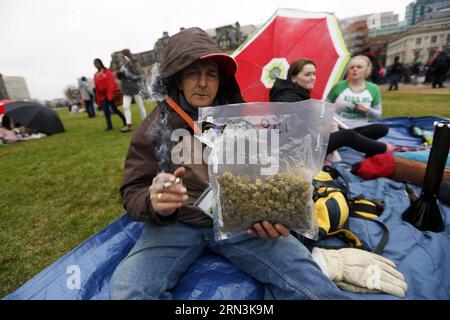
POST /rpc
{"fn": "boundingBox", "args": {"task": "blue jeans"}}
[110,222,349,300]
[102,100,126,129]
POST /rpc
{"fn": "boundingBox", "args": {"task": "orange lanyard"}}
[165,97,203,137]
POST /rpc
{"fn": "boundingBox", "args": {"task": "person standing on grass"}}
[429,49,450,89]
[93,58,128,131]
[78,77,95,118]
[116,49,147,133]
[387,56,403,91]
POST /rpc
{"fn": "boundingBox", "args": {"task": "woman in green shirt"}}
[326,55,394,155]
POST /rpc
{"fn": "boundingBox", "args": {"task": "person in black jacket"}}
[430,49,450,88]
[269,58,395,161]
[388,57,403,91]
[269,59,314,102]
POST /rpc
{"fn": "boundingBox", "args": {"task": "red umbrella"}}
[232,8,350,102]
[0,99,14,115]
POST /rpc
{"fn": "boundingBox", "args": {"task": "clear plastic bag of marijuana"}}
[198,100,335,241]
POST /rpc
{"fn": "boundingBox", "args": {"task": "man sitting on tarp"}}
[110,27,407,300]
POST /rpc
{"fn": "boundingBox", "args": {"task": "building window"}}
[416,37,422,45]
[219,40,230,49]
[414,51,421,61]
[431,35,437,44]
[447,34,450,43]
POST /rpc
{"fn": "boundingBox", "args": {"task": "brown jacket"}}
[119,27,243,226]
[120,102,213,226]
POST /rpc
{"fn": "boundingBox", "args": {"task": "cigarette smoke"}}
[145,65,172,174]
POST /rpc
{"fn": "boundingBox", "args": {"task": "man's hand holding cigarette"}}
[149,167,188,216]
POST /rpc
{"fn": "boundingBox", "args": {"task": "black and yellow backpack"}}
[311,166,389,255]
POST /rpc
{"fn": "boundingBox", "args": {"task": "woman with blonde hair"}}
[327,55,385,128]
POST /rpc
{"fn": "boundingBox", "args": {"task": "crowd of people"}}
[363,48,450,90]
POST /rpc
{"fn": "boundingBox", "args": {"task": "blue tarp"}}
[4,116,450,300]
[395,149,450,167]
[377,116,444,148]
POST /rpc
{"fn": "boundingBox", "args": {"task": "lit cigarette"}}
[163,181,173,188]
[163,177,182,189]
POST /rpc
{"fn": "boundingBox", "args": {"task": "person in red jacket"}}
[93,58,127,131]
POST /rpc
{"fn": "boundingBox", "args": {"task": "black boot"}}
[105,116,113,131]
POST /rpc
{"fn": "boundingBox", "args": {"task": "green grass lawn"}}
[381,88,450,118]
[0,91,449,298]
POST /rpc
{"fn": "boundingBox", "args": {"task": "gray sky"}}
[0,0,413,100]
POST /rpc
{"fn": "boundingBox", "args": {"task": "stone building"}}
[386,17,450,66]
[0,74,8,100]
[0,74,31,100]
[212,22,250,52]
[206,23,257,53]
[153,31,170,64]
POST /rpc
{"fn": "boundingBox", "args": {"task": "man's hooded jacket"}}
[120,27,244,226]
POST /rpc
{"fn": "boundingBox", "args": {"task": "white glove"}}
[311,247,408,298]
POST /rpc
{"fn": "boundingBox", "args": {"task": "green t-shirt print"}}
[327,80,381,120]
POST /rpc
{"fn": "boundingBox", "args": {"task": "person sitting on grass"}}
[0,115,20,144]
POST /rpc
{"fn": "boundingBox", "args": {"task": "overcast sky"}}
[0,0,413,100]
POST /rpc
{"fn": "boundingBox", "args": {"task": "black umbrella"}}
[4,101,65,135]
